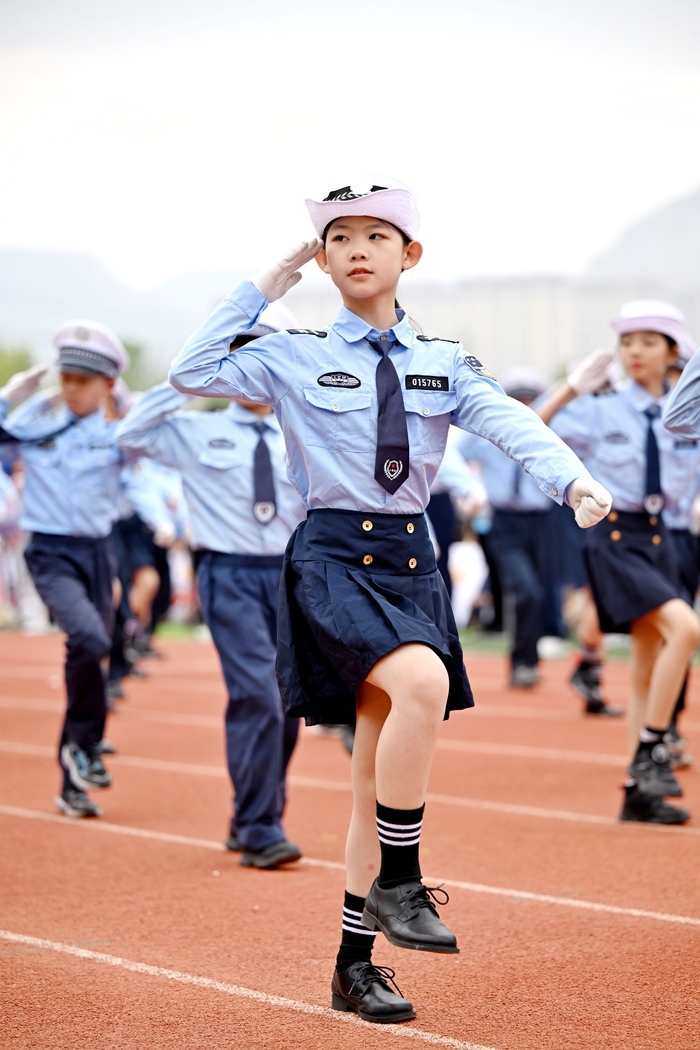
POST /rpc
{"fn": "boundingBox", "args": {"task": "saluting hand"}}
[568,477,613,528]
[0,364,50,407]
[251,239,323,303]
[567,348,614,395]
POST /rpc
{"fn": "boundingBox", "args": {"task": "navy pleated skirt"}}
[582,510,682,634]
[276,508,474,725]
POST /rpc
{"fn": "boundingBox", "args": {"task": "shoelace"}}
[349,964,405,999]
[400,882,450,917]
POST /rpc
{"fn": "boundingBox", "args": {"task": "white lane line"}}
[2,741,699,835]
[3,691,699,735]
[436,740,625,765]
[0,930,496,1050]
[1,805,699,928]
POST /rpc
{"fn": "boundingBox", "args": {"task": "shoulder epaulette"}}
[286,328,328,338]
[416,335,460,344]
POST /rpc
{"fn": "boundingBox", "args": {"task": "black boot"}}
[331,962,415,1023]
[362,879,459,953]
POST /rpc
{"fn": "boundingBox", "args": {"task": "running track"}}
[1,632,698,1050]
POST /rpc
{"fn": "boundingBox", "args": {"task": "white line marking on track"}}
[1,805,698,927]
[0,929,497,1050]
[2,740,699,834]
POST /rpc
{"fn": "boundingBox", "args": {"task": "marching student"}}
[116,304,306,869]
[538,300,700,824]
[168,177,610,1022]
[0,323,129,818]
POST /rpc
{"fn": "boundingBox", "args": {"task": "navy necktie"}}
[253,420,276,525]
[368,336,410,494]
[643,405,664,514]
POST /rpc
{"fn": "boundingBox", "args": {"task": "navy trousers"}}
[196,551,299,851]
[482,509,546,669]
[24,534,115,790]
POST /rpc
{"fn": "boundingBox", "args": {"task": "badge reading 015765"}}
[463,355,494,379]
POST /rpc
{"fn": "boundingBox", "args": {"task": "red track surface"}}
[1,632,699,1050]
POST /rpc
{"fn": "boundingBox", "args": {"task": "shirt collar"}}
[331,305,414,350]
[622,379,668,413]
[226,402,279,430]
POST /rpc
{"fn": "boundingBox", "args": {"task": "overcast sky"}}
[1,0,699,289]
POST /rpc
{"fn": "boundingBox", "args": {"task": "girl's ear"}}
[401,240,423,272]
[315,247,330,274]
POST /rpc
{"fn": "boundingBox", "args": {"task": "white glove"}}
[251,239,323,303]
[0,364,49,407]
[153,521,176,548]
[568,477,613,528]
[567,348,614,395]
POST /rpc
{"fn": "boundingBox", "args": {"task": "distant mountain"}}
[0,250,249,371]
[585,188,700,294]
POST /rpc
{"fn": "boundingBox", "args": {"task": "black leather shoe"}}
[224,833,241,851]
[331,962,416,1024]
[362,879,459,953]
[239,840,302,869]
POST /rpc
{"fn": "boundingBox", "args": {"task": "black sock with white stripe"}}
[376,801,425,889]
[335,891,377,973]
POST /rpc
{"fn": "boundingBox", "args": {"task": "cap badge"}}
[75,326,90,341]
[323,183,388,202]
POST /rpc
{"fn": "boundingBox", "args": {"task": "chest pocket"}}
[198,447,246,471]
[303,386,373,452]
[23,442,62,471]
[595,436,637,468]
[403,390,457,454]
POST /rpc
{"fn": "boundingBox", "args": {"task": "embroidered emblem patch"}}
[253,501,276,524]
[463,355,493,379]
[643,494,665,515]
[405,375,449,391]
[383,459,404,482]
[317,372,361,389]
[208,438,236,449]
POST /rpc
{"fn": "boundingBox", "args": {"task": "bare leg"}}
[629,600,700,755]
[129,566,160,626]
[365,643,449,808]
[628,619,661,754]
[345,682,389,897]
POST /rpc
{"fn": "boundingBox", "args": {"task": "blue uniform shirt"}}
[115,383,306,554]
[457,431,551,512]
[0,393,123,538]
[662,351,700,438]
[121,458,189,537]
[550,380,700,529]
[168,281,590,514]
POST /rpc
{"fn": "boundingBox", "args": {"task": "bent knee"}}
[69,626,111,662]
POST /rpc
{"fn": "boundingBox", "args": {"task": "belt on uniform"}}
[295,508,436,575]
[592,509,667,547]
[197,550,284,569]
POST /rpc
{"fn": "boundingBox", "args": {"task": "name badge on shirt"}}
[404,374,450,391]
[674,439,699,449]
[603,432,631,444]
[209,438,236,448]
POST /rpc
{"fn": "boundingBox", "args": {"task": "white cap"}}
[610,299,697,362]
[53,319,130,378]
[305,176,420,241]
[500,366,547,400]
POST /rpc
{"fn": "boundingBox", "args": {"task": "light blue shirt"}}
[121,458,188,537]
[168,281,590,514]
[662,351,700,438]
[0,393,124,538]
[429,437,482,499]
[550,380,700,529]
[457,431,551,512]
[115,383,306,554]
